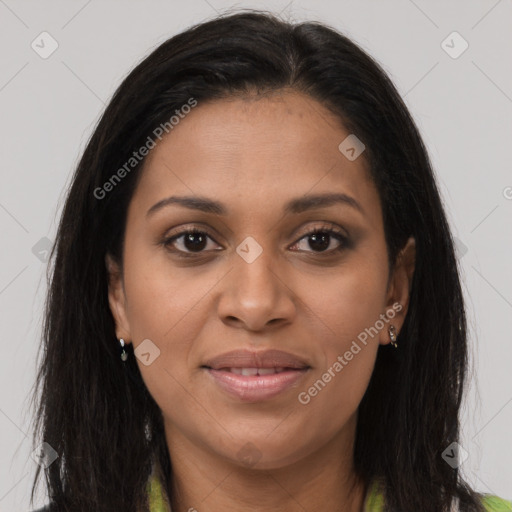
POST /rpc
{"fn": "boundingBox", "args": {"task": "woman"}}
[29,10,511,512]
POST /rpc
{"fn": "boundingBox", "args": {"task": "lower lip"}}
[205,368,309,402]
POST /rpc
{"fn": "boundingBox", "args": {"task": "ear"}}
[106,253,132,343]
[380,237,416,345]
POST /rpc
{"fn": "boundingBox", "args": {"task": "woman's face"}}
[107,89,414,470]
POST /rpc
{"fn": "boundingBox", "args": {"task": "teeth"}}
[257,368,277,375]
[228,367,289,375]
[241,368,258,376]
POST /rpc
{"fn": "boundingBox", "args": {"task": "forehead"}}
[131,90,378,220]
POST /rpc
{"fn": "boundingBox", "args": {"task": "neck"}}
[164,416,367,512]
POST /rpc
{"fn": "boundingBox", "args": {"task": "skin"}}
[107,89,415,512]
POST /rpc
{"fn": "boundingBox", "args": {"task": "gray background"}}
[0,0,511,509]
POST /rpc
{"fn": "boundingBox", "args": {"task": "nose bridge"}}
[217,235,295,330]
[233,235,281,298]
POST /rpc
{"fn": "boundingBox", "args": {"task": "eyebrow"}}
[146,192,364,218]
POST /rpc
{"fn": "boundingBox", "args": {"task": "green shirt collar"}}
[147,472,385,512]
[147,470,511,511]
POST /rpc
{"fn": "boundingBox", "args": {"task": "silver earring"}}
[120,338,128,361]
[388,325,398,348]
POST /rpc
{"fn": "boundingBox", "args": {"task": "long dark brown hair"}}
[29,9,488,511]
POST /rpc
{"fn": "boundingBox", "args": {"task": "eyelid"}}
[162,221,350,256]
[163,223,222,243]
[293,221,348,240]
[162,226,222,256]
[164,221,348,242]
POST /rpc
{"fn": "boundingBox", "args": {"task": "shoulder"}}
[365,479,512,512]
[31,505,55,512]
[452,493,511,511]
[480,493,512,511]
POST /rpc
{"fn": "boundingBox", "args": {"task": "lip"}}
[205,367,310,402]
[202,349,310,370]
[201,349,311,402]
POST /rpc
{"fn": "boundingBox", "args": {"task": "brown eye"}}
[163,229,221,255]
[291,228,349,254]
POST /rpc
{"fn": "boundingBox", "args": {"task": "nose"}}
[216,246,297,333]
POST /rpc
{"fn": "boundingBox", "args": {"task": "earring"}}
[119,338,128,361]
[388,325,398,348]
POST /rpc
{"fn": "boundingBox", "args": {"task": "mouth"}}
[202,348,310,371]
[202,365,311,402]
[201,349,311,402]
[204,366,305,375]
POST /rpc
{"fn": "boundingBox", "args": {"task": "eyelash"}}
[160,223,350,259]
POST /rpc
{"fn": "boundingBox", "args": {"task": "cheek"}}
[293,343,376,460]
[121,243,222,399]
[120,243,188,371]
[122,266,209,429]
[293,252,387,414]
[122,233,206,341]
[303,251,389,347]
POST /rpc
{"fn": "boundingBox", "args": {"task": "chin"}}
[216,436,315,471]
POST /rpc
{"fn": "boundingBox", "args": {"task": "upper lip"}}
[202,349,310,370]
